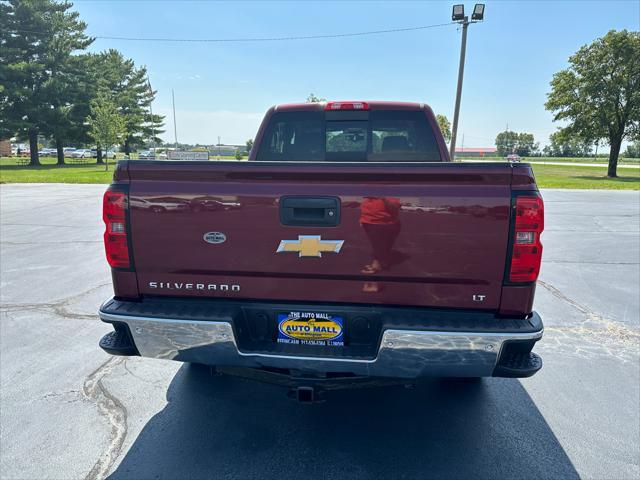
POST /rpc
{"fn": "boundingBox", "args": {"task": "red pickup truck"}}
[99,101,544,400]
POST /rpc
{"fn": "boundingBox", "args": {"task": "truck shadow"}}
[108,364,579,480]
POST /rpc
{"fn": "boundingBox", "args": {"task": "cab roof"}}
[274,101,429,112]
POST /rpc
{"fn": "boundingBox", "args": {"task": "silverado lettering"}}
[148,282,241,291]
[98,100,545,399]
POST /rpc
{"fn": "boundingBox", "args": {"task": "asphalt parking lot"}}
[1,184,638,480]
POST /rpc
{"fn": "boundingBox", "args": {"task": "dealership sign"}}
[167,150,209,161]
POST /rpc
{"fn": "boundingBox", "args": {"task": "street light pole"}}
[448,4,484,161]
[449,16,469,161]
[172,89,178,150]
[147,77,155,151]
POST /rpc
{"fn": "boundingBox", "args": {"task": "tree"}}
[246,138,254,155]
[90,50,164,155]
[623,140,640,158]
[514,133,539,157]
[436,114,451,143]
[306,93,326,103]
[47,54,96,165]
[87,93,126,171]
[495,131,539,157]
[544,130,593,157]
[545,30,640,177]
[495,130,518,157]
[234,149,243,160]
[0,0,93,166]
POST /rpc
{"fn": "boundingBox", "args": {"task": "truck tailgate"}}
[127,162,513,310]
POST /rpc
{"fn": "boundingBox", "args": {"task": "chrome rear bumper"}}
[99,303,543,378]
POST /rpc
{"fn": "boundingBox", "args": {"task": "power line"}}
[11,22,455,43]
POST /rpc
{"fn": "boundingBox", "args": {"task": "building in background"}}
[209,144,247,157]
[454,147,497,158]
[0,139,13,156]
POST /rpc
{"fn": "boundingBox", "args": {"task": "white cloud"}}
[156,109,263,145]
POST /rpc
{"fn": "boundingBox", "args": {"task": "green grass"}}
[534,156,640,164]
[531,164,639,190]
[465,156,640,164]
[0,156,115,183]
[1,156,638,189]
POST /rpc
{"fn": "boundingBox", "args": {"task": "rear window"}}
[256,110,442,162]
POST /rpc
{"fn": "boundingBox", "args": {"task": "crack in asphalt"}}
[40,390,83,404]
[2,281,133,478]
[538,280,592,316]
[538,280,640,361]
[0,282,110,321]
[122,358,166,388]
[82,357,128,480]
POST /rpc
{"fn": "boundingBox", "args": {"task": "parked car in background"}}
[88,148,117,159]
[14,147,30,156]
[138,150,155,159]
[11,144,29,156]
[506,154,522,162]
[38,148,56,157]
[70,149,94,158]
[63,148,77,157]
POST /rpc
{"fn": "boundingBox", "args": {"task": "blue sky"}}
[72,0,639,147]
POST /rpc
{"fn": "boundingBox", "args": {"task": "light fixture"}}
[452,4,465,21]
[472,3,485,21]
[448,3,487,160]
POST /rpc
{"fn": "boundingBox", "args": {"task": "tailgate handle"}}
[279,196,340,227]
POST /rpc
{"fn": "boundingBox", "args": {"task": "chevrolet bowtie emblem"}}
[276,235,344,258]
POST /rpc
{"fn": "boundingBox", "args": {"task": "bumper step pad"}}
[99,329,139,356]
[494,351,542,378]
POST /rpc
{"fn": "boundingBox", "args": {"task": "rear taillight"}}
[103,189,130,268]
[325,101,369,111]
[509,195,544,283]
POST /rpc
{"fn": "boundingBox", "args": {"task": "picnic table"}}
[67,157,91,165]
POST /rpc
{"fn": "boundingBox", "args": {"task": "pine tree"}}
[92,50,164,155]
[0,0,93,166]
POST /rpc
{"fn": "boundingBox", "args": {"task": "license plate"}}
[277,311,344,347]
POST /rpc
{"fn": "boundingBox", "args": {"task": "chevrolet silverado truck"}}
[99,101,544,400]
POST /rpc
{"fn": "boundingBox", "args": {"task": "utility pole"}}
[147,77,155,152]
[449,4,485,161]
[506,122,510,155]
[172,89,178,150]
